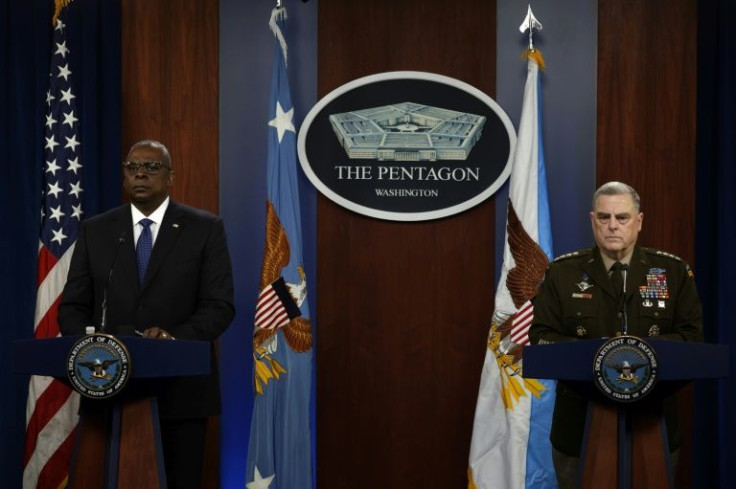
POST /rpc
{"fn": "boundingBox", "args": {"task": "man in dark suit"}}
[529,181,703,488]
[58,140,235,488]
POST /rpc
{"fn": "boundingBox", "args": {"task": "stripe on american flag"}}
[509,300,534,346]
[255,276,301,330]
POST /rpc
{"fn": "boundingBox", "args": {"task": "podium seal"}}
[67,333,131,399]
[593,336,658,402]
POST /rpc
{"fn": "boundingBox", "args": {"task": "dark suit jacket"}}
[529,245,703,456]
[58,200,235,418]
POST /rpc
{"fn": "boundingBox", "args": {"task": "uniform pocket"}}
[563,298,600,338]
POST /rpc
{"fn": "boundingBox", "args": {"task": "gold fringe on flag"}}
[522,48,546,71]
[467,467,479,489]
[52,0,74,27]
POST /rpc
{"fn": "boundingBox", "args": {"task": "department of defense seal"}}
[593,336,658,402]
[67,333,131,399]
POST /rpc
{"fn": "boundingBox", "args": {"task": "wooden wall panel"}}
[121,0,219,214]
[597,1,697,487]
[317,1,496,487]
[597,0,697,262]
[121,2,219,488]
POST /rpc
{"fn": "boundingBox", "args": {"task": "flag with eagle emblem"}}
[468,47,557,489]
[246,7,313,489]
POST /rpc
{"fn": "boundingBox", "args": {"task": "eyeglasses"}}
[122,161,171,175]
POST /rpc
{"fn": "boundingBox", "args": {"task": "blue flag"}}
[246,7,313,489]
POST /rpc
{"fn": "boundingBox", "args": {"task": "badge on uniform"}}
[639,268,670,300]
[576,326,587,337]
[572,293,593,299]
[576,273,594,292]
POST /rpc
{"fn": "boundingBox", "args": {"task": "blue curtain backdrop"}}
[0,0,120,485]
[694,0,736,488]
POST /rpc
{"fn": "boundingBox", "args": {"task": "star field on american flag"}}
[41,18,83,258]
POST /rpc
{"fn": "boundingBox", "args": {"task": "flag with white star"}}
[24,8,82,489]
[246,7,314,489]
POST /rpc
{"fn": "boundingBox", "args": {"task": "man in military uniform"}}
[529,181,703,488]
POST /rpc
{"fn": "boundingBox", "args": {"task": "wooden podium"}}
[523,338,728,489]
[13,336,210,489]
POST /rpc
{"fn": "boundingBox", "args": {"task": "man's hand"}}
[141,326,175,340]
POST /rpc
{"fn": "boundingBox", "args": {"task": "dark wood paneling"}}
[597,0,697,262]
[597,2,697,487]
[121,2,219,488]
[121,0,219,214]
[317,1,496,487]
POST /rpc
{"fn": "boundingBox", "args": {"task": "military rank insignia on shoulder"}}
[645,248,695,277]
[552,249,590,263]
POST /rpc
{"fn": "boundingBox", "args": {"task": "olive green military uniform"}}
[529,245,703,456]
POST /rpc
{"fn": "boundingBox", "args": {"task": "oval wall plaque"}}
[297,71,515,221]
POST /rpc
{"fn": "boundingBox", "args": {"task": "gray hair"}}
[128,140,172,168]
[592,181,641,211]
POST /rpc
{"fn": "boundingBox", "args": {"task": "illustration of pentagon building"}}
[329,102,486,161]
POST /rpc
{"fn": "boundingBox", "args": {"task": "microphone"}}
[620,263,629,335]
[100,232,127,333]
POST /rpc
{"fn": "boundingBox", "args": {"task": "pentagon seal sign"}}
[67,334,131,399]
[298,71,515,221]
[593,336,658,402]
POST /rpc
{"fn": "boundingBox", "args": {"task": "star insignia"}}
[45,114,57,129]
[62,110,78,128]
[49,205,65,223]
[46,159,61,176]
[55,41,69,58]
[47,181,62,198]
[246,466,275,489]
[57,63,72,81]
[65,134,80,151]
[51,227,67,245]
[268,101,295,143]
[71,204,83,220]
[45,135,59,151]
[69,181,84,198]
[67,157,82,174]
[60,87,75,105]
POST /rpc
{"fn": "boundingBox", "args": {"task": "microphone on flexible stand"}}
[620,263,629,335]
[100,232,127,333]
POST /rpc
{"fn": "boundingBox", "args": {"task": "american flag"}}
[23,11,83,489]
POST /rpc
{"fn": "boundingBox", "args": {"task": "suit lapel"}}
[109,206,138,290]
[140,201,183,291]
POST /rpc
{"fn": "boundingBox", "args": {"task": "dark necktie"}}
[136,218,154,284]
[610,261,625,298]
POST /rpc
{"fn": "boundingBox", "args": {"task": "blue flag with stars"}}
[246,7,313,489]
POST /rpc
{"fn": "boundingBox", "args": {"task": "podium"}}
[13,335,210,489]
[523,338,728,489]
